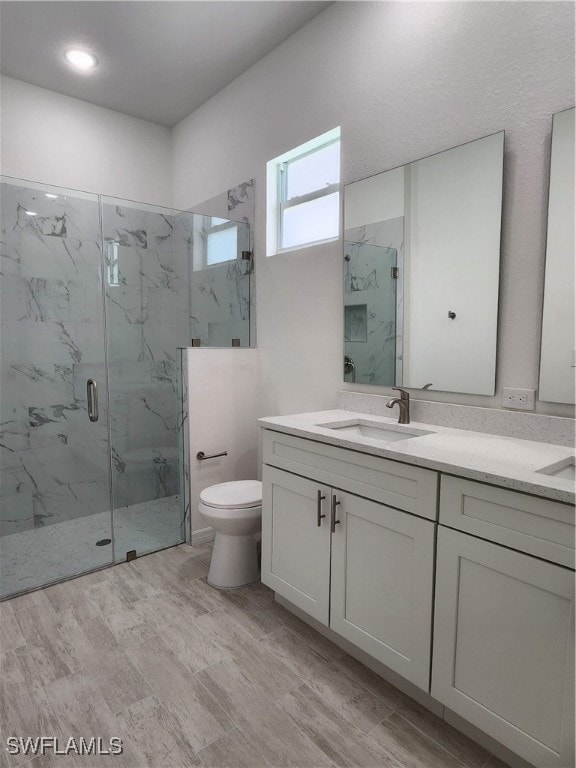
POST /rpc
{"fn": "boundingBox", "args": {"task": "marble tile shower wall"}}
[0,183,110,535]
[345,218,404,386]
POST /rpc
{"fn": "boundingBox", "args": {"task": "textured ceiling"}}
[0,1,331,126]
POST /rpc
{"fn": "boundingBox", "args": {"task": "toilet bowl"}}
[198,480,262,589]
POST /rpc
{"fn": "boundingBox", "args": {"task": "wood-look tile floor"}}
[0,543,509,768]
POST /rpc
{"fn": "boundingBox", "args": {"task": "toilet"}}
[198,480,262,589]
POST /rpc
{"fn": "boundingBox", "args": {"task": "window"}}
[267,127,340,254]
[204,217,238,266]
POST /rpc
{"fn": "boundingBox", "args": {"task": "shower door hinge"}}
[391,267,399,279]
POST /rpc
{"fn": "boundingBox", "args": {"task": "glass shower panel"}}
[0,178,113,597]
[344,242,398,386]
[177,212,251,347]
[101,198,187,560]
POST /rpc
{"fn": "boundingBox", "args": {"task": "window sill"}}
[268,235,340,257]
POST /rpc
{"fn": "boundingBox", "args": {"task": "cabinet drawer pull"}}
[317,490,326,526]
[331,495,341,533]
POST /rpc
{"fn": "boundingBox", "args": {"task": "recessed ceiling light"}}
[25,211,38,216]
[45,193,58,199]
[64,48,98,71]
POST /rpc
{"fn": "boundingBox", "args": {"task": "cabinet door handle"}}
[331,495,341,533]
[317,490,326,526]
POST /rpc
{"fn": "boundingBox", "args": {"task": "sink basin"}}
[317,419,432,443]
[536,456,576,481]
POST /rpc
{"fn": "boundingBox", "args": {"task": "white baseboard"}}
[190,526,215,545]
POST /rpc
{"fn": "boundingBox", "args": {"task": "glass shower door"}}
[0,178,113,597]
[101,198,186,560]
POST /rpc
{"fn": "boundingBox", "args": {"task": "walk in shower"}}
[0,177,251,598]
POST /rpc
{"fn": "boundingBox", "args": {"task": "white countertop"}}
[259,410,576,505]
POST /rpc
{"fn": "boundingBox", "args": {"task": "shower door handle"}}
[87,379,99,422]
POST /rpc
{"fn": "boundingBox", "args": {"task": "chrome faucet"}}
[386,387,410,424]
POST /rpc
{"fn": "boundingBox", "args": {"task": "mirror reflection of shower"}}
[344,242,399,386]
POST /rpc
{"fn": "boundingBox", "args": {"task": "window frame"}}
[277,136,341,252]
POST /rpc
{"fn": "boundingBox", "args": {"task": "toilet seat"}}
[199,480,262,510]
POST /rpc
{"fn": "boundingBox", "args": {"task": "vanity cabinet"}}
[432,477,575,768]
[261,430,438,691]
[260,421,575,767]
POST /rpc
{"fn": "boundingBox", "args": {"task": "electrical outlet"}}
[502,387,535,411]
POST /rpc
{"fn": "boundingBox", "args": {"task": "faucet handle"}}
[392,387,410,400]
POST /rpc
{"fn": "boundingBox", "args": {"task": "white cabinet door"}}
[432,526,575,768]
[330,491,435,690]
[261,466,331,625]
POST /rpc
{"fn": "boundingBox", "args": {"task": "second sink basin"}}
[317,419,432,443]
[536,456,576,481]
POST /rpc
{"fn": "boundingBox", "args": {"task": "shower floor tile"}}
[113,495,183,561]
[0,495,182,598]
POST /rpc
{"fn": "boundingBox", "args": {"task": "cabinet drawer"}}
[440,475,575,568]
[263,429,438,520]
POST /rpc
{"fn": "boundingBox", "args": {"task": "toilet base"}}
[207,532,260,589]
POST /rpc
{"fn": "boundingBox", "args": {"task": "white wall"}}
[172,1,575,418]
[1,76,172,207]
[187,348,259,536]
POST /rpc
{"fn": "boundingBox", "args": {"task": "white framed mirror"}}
[539,107,575,405]
[344,132,505,396]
